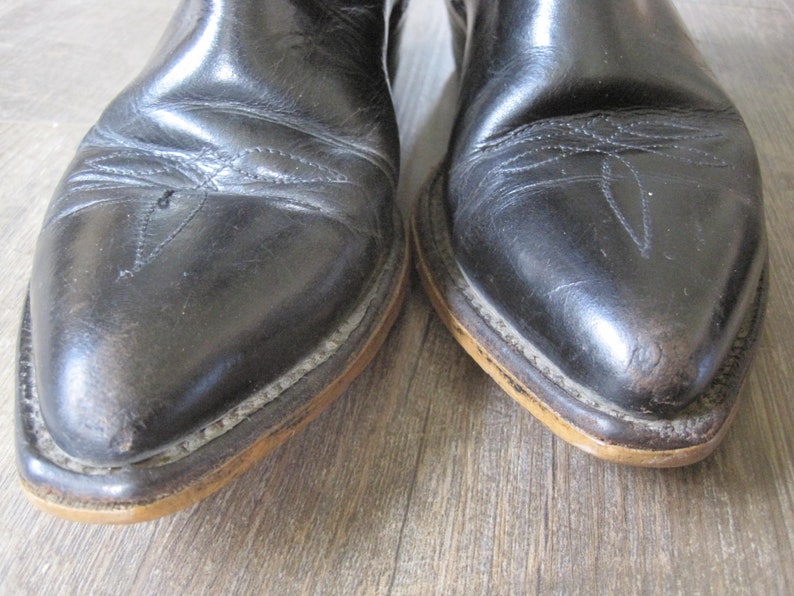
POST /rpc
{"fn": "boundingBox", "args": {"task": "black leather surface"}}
[26,0,401,466]
[444,0,766,414]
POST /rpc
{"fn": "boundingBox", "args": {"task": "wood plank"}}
[1,0,792,593]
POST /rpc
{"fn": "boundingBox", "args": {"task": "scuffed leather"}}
[445,0,766,413]
[28,0,400,465]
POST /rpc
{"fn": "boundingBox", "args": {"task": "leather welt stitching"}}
[599,155,652,258]
[80,148,209,178]
[476,108,730,151]
[232,146,349,182]
[128,189,209,275]
[125,156,231,275]
[57,144,366,275]
[458,112,730,259]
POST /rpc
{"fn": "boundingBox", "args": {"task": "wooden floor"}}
[1,0,793,593]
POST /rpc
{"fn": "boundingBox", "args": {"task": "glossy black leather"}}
[445,0,766,414]
[26,0,400,466]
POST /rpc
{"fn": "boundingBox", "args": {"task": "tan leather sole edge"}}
[20,237,411,524]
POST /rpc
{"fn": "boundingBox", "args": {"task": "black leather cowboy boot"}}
[17,0,409,522]
[414,0,767,466]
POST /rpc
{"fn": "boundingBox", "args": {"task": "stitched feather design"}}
[457,111,730,258]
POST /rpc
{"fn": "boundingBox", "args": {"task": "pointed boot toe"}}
[32,190,387,466]
[17,0,408,522]
[413,0,767,466]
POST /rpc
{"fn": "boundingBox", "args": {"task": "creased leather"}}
[27,0,400,465]
[444,0,766,413]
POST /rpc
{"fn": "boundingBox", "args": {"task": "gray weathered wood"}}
[1,0,792,593]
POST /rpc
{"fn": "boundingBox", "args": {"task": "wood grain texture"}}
[1,0,792,593]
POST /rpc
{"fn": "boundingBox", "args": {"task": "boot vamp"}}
[452,108,765,413]
[448,0,766,414]
[29,0,398,466]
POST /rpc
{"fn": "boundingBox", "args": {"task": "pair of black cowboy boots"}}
[17,0,767,523]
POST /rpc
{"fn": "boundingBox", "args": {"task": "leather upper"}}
[445,0,766,413]
[29,0,399,465]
